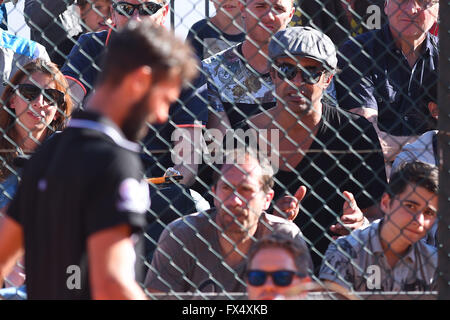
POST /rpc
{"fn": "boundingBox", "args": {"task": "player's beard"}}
[121,92,151,142]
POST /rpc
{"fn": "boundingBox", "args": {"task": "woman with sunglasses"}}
[0,58,73,184]
[0,59,72,296]
[246,233,313,300]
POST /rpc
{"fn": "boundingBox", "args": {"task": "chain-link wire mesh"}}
[0,0,447,300]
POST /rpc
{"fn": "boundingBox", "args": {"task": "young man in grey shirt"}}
[319,161,438,292]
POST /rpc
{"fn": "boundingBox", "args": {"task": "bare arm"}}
[88,224,147,300]
[348,107,418,163]
[0,216,24,288]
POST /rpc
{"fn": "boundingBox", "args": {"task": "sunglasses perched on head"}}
[112,1,163,16]
[246,270,307,287]
[275,63,325,84]
[16,83,65,107]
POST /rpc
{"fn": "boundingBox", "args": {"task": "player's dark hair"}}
[98,20,198,87]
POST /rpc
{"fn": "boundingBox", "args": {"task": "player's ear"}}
[380,192,391,212]
[123,65,153,103]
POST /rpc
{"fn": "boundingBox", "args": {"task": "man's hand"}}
[274,186,307,221]
[330,191,365,238]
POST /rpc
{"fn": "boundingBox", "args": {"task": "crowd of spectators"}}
[0,0,441,299]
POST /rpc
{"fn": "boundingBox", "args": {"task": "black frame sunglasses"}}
[246,270,307,287]
[112,1,163,16]
[275,63,325,85]
[16,83,65,107]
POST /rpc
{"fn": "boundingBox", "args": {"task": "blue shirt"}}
[62,29,208,177]
[336,25,438,136]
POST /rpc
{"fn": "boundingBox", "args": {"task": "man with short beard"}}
[0,20,198,300]
[145,148,311,294]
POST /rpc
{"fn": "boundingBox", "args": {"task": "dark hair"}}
[97,19,198,88]
[387,161,439,198]
[211,148,274,194]
[0,59,73,181]
[246,233,313,276]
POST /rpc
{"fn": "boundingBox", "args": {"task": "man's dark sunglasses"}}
[275,63,324,84]
[112,1,163,16]
[17,83,65,107]
[246,270,306,287]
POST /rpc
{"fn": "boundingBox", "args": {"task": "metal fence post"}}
[438,0,450,300]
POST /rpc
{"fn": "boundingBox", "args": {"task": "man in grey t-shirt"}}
[145,149,312,294]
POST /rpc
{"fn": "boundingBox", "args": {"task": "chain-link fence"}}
[0,0,447,300]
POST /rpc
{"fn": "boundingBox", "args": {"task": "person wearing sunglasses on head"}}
[0,58,72,298]
[246,233,312,300]
[227,26,386,273]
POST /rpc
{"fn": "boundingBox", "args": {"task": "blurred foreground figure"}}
[0,20,197,300]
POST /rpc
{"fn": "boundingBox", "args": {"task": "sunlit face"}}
[10,72,60,137]
[112,0,169,28]
[382,184,438,245]
[246,247,309,300]
[240,0,294,44]
[80,0,112,32]
[271,56,331,115]
[212,0,241,18]
[384,0,439,40]
[213,157,273,235]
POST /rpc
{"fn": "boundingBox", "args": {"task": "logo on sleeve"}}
[116,178,150,214]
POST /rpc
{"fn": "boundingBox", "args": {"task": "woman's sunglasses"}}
[275,63,324,84]
[16,83,65,107]
[112,1,163,16]
[246,270,306,287]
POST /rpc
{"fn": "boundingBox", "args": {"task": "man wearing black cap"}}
[233,26,387,271]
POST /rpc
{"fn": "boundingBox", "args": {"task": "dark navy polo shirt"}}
[336,25,438,136]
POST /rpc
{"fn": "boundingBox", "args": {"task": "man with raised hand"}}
[227,26,386,271]
[145,148,312,294]
[319,161,438,292]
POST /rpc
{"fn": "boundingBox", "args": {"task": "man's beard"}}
[121,92,151,142]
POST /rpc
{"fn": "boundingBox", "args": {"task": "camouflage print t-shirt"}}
[319,219,437,292]
[202,43,276,128]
